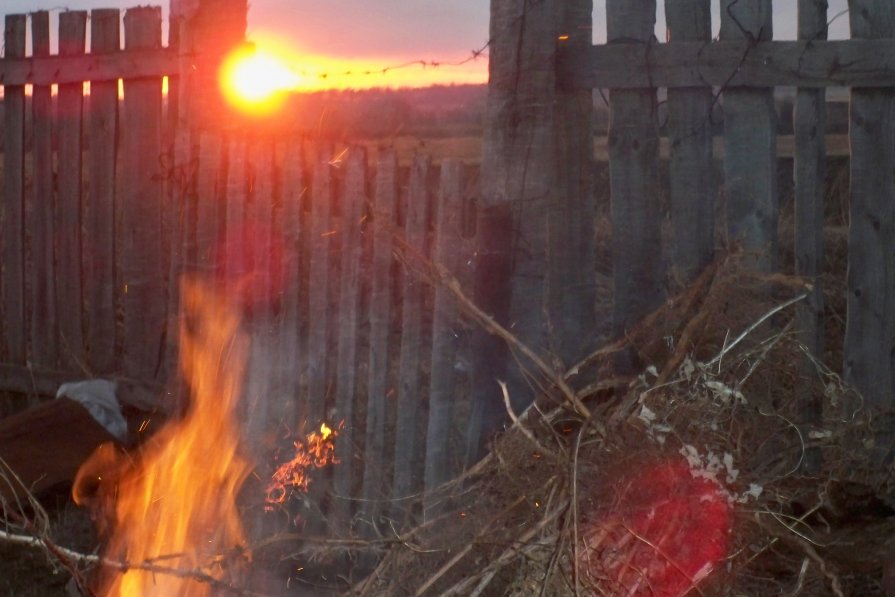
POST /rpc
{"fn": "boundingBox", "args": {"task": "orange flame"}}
[265,422,341,508]
[89,277,253,595]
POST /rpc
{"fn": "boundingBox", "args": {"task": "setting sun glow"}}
[220,45,301,114]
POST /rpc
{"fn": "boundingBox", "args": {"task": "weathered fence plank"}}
[0,49,177,87]
[795,0,828,473]
[393,156,432,522]
[333,149,367,530]
[666,0,714,284]
[29,11,57,370]
[250,141,276,304]
[57,11,88,369]
[306,161,334,427]
[607,0,663,366]
[2,14,26,365]
[721,0,778,271]
[559,39,895,89]
[361,151,398,530]
[424,159,466,511]
[277,139,304,424]
[550,0,596,365]
[85,9,120,374]
[844,2,895,415]
[195,134,224,272]
[225,140,248,283]
[119,7,165,380]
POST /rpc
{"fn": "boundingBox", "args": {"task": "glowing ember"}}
[581,458,731,596]
[266,422,341,508]
[76,277,253,595]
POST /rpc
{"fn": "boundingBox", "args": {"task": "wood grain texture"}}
[424,159,466,508]
[720,0,777,271]
[56,11,88,369]
[558,39,895,89]
[306,161,333,428]
[844,0,895,411]
[277,139,304,428]
[794,0,828,473]
[392,156,432,523]
[2,15,26,365]
[549,0,597,366]
[332,149,367,531]
[666,0,714,284]
[119,7,165,380]
[194,134,223,272]
[0,49,179,86]
[84,9,120,375]
[607,0,664,359]
[29,11,57,369]
[361,151,398,531]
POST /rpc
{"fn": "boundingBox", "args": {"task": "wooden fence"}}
[5,0,895,536]
[0,5,487,532]
[480,0,895,427]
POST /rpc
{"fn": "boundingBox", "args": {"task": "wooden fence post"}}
[794,0,828,473]
[720,0,778,271]
[30,11,57,371]
[471,0,595,457]
[425,159,467,515]
[392,156,433,524]
[551,0,597,366]
[607,0,664,370]
[57,11,88,369]
[666,0,714,285]
[844,2,895,426]
[2,15,26,366]
[361,151,398,532]
[333,149,368,532]
[119,7,166,381]
[85,9,121,375]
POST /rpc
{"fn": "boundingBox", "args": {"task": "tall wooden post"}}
[844,1,895,439]
[468,0,595,463]
[607,0,664,374]
[720,0,778,271]
[794,0,828,472]
[666,0,714,285]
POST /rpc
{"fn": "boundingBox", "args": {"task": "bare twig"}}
[707,292,809,368]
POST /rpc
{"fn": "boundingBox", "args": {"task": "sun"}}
[219,44,301,114]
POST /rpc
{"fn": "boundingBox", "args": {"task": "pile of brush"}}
[351,256,895,596]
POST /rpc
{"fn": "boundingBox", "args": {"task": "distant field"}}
[357,134,850,166]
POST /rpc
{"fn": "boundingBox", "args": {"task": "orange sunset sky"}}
[2,0,853,90]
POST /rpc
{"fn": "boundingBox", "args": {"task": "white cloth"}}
[56,379,128,442]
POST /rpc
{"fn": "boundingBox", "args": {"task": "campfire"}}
[76,277,252,594]
[70,275,338,595]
